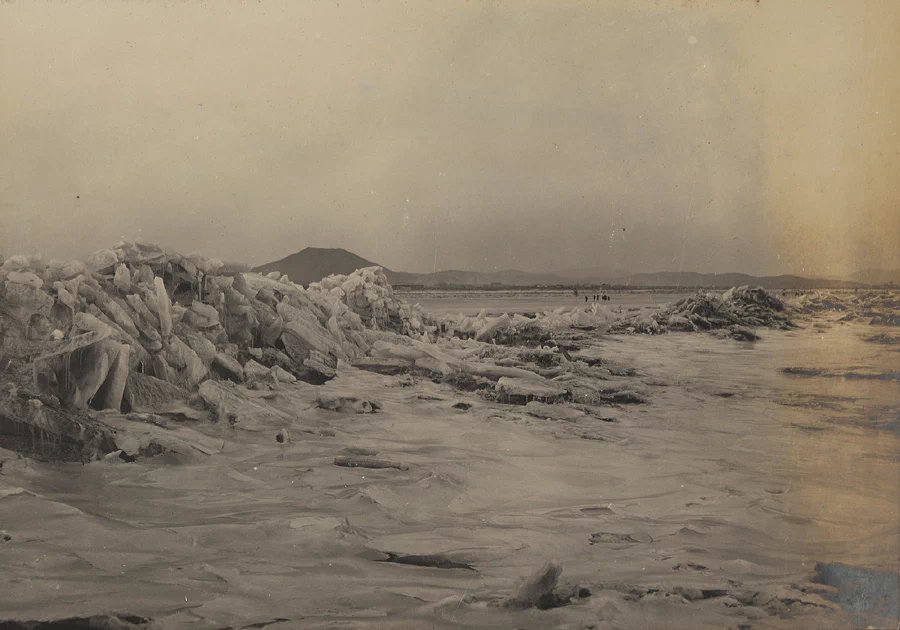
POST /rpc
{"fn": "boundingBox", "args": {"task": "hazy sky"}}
[2,0,898,277]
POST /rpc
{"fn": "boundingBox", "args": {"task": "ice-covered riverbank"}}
[0,245,897,629]
[2,316,897,629]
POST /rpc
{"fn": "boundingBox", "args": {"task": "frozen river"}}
[1,308,897,628]
[395,289,694,316]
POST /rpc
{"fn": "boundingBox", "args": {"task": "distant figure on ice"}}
[584,295,588,303]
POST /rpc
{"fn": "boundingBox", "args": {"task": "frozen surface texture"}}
[0,247,897,629]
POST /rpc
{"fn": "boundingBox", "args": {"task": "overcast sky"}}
[2,0,898,277]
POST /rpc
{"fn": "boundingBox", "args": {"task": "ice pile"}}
[367,335,574,404]
[613,286,793,338]
[426,287,797,346]
[433,302,617,346]
[793,290,899,326]
[307,267,437,337]
[529,302,618,330]
[0,242,435,419]
[791,292,850,313]
[432,286,794,344]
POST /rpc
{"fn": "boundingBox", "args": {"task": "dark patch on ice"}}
[791,423,825,432]
[0,614,151,629]
[333,456,407,471]
[673,562,708,571]
[316,396,381,413]
[780,367,900,381]
[378,552,474,571]
[778,392,855,411]
[680,588,728,600]
[590,531,653,544]
[812,562,899,621]
[599,389,647,404]
[499,561,591,610]
[439,371,494,393]
[581,506,615,516]
[529,584,592,610]
[238,619,292,629]
[820,405,900,436]
[877,419,900,436]
[597,581,832,617]
[492,322,553,348]
[863,333,900,345]
[452,402,473,410]
[780,367,831,377]
[497,391,569,406]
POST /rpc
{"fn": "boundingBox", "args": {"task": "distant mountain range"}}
[607,272,868,290]
[254,247,897,289]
